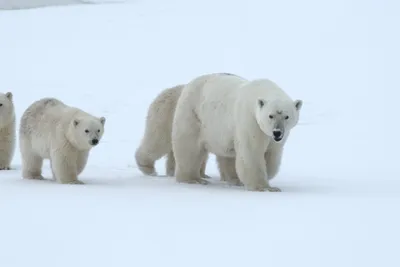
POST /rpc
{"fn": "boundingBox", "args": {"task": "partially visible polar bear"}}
[135,85,199,177]
[0,92,16,170]
[172,73,303,191]
[135,84,243,186]
[19,98,106,184]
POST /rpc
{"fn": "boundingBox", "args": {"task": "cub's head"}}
[0,92,15,127]
[69,116,106,150]
[255,98,302,143]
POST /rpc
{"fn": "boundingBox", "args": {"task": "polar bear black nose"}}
[91,138,99,145]
[273,130,282,138]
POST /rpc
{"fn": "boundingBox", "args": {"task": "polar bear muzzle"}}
[90,138,99,146]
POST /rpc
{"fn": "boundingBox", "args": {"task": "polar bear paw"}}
[64,180,85,185]
[266,186,281,192]
[25,175,45,180]
[246,183,281,192]
[137,164,158,176]
[227,178,244,187]
[201,174,211,179]
[177,177,209,185]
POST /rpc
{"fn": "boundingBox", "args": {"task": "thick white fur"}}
[0,92,16,170]
[135,84,242,183]
[172,73,302,191]
[136,84,219,178]
[19,98,106,184]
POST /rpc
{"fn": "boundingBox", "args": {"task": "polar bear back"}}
[237,78,294,104]
[185,73,248,122]
[175,73,249,155]
[19,98,91,158]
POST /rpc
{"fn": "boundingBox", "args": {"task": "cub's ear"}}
[257,99,267,108]
[100,117,106,125]
[73,119,80,127]
[294,99,303,111]
[5,92,12,100]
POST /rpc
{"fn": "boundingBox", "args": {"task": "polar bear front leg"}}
[50,151,83,184]
[172,112,208,185]
[265,145,283,180]
[216,156,243,186]
[76,151,89,175]
[166,150,210,178]
[173,140,208,185]
[0,143,13,170]
[235,146,281,192]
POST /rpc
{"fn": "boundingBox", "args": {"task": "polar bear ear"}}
[5,92,12,100]
[100,117,106,125]
[73,119,80,127]
[257,99,266,108]
[294,100,303,111]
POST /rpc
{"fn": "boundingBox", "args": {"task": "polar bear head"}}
[255,98,302,143]
[0,92,15,127]
[69,116,106,150]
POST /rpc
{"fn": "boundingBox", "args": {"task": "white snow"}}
[1,0,400,266]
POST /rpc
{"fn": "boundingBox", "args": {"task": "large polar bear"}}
[19,98,106,184]
[0,92,16,170]
[172,73,303,191]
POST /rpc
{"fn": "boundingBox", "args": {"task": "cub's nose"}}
[273,130,282,138]
[91,138,99,145]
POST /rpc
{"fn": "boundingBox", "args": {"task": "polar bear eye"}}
[85,129,89,133]
[97,129,100,133]
[0,103,2,107]
[285,116,289,120]
[269,115,274,119]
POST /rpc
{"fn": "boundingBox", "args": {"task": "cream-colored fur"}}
[0,92,16,170]
[135,85,199,177]
[19,98,106,184]
[135,84,241,184]
[172,73,302,191]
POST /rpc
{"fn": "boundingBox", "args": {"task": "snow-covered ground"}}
[1,0,399,266]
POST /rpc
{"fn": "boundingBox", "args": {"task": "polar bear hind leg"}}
[165,150,175,176]
[200,154,211,178]
[135,125,174,176]
[216,156,243,186]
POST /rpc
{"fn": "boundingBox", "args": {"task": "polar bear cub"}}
[172,73,303,191]
[0,92,16,170]
[19,98,106,184]
[135,84,212,178]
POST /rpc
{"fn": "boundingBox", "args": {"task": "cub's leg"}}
[50,150,83,184]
